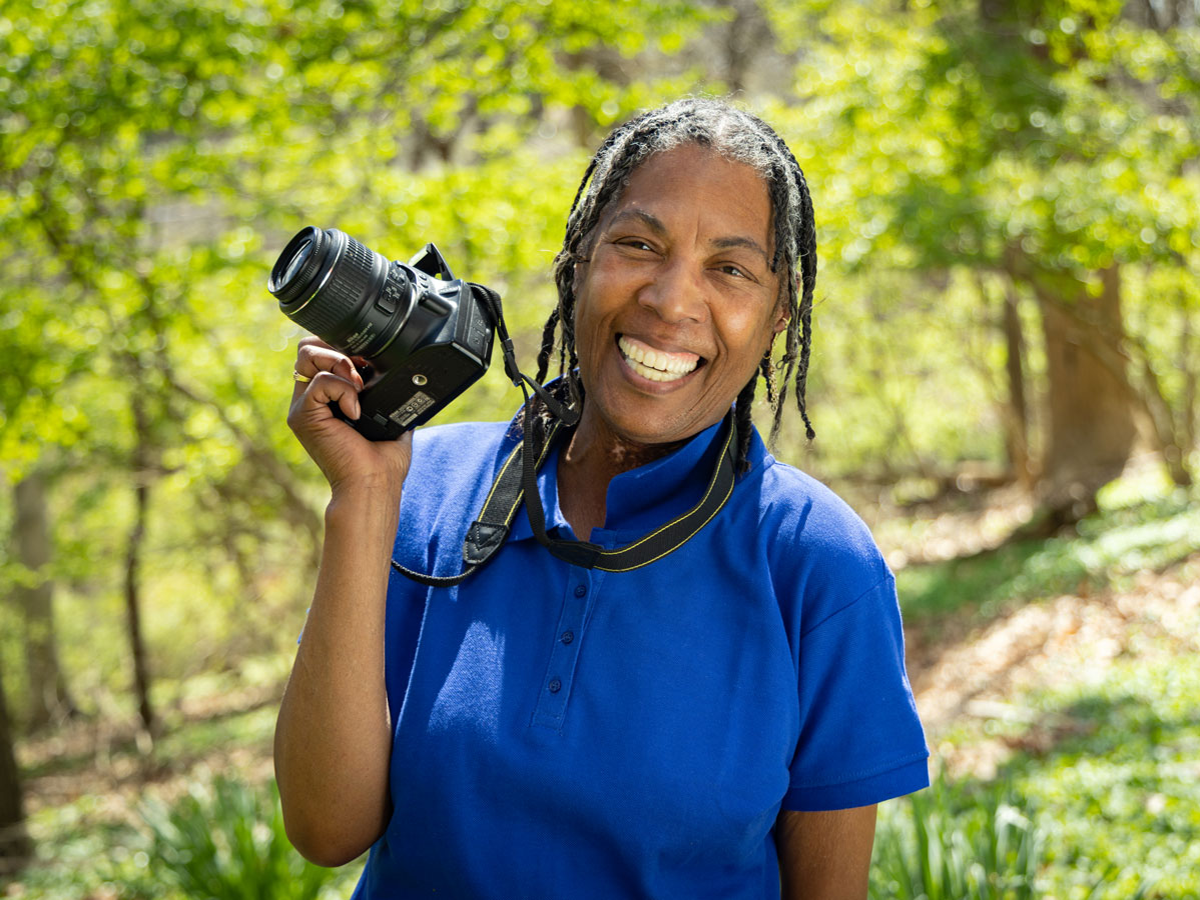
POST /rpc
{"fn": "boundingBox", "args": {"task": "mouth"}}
[617,335,701,383]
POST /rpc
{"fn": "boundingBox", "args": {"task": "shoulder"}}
[409,419,515,477]
[755,454,887,577]
[398,419,516,541]
[737,449,892,628]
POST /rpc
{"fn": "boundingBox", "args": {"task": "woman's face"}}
[572,143,788,447]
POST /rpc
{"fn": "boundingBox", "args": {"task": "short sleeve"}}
[781,573,929,811]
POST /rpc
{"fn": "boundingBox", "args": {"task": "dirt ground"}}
[886,489,1200,781]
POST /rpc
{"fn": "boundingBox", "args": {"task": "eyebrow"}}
[607,209,769,262]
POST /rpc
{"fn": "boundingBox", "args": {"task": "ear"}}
[772,303,790,335]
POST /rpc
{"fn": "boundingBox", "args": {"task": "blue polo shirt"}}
[352,412,928,899]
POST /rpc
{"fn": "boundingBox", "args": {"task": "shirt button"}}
[548,678,562,694]
[561,630,574,645]
[574,584,587,598]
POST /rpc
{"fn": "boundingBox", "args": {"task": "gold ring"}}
[293,370,312,384]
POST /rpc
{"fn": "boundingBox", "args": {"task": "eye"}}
[615,237,656,253]
[717,261,763,283]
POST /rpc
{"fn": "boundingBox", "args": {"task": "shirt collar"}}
[507,411,755,544]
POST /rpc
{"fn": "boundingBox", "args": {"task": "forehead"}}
[598,144,774,239]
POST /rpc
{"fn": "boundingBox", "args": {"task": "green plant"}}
[869,778,1042,900]
[141,774,338,900]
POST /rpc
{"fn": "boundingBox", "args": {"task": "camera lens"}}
[280,238,313,287]
[269,227,410,357]
[269,226,329,301]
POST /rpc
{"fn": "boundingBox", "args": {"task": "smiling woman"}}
[274,98,929,900]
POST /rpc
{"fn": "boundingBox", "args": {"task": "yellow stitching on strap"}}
[594,423,734,558]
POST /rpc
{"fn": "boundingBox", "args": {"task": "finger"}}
[296,346,364,387]
[293,346,364,398]
[297,336,336,351]
[310,372,361,421]
[296,343,349,377]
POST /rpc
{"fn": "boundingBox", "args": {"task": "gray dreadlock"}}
[537,97,817,471]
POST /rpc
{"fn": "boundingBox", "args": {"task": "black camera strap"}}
[390,285,738,587]
[515,402,738,572]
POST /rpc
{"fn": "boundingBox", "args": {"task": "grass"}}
[13,669,368,900]
[1001,651,1200,899]
[140,775,344,900]
[870,778,1043,899]
[17,765,366,900]
[875,643,1199,899]
[887,470,1200,899]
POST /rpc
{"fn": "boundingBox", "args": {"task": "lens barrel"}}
[269,227,408,356]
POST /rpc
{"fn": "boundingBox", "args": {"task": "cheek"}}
[725,310,778,357]
[573,271,625,346]
[571,294,608,378]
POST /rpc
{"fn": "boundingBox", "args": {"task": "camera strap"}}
[390,285,738,587]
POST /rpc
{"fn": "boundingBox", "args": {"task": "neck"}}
[555,408,686,539]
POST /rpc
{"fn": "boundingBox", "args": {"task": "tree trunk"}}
[12,472,76,731]
[1030,265,1138,524]
[0,666,32,878]
[1181,299,1196,453]
[125,396,158,740]
[720,0,772,93]
[1001,278,1033,487]
[1129,344,1193,487]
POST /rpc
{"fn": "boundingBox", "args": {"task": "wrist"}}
[325,479,403,534]
[328,471,404,505]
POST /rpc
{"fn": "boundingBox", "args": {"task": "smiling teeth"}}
[618,336,699,383]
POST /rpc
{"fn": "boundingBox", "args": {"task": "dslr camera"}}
[269,226,495,440]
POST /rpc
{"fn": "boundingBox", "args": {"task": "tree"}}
[0,666,31,878]
[765,0,1200,518]
[10,471,76,730]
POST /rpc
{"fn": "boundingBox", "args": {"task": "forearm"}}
[275,485,399,866]
[777,806,877,900]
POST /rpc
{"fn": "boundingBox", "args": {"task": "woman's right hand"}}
[286,337,413,499]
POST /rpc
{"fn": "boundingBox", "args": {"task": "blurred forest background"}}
[1,0,1199,896]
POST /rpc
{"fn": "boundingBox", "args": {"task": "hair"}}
[537,97,818,471]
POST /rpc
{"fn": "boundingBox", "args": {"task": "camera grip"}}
[327,399,404,442]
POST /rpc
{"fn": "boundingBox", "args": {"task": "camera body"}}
[269,226,495,440]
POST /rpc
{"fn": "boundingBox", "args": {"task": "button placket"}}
[532,573,595,731]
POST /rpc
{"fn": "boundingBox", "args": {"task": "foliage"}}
[932,617,1200,900]
[876,539,1200,900]
[1009,652,1200,900]
[141,774,338,900]
[755,0,1200,487]
[870,777,1043,900]
[766,0,1200,274]
[787,267,1011,481]
[9,794,150,900]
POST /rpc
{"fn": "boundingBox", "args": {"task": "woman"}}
[275,98,928,899]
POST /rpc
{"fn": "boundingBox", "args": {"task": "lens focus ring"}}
[285,233,379,344]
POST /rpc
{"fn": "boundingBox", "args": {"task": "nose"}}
[636,256,708,324]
